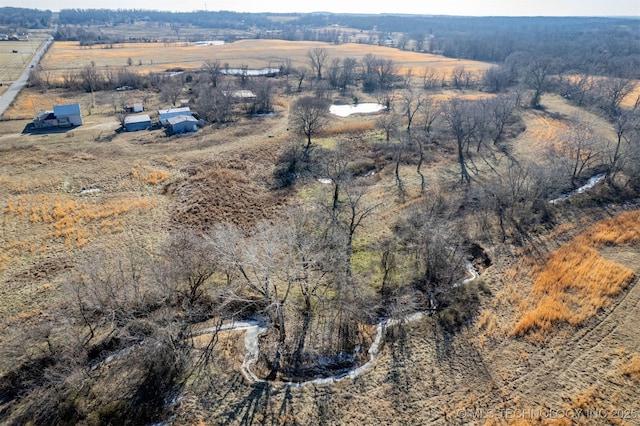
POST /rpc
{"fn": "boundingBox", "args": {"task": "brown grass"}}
[1,195,156,268]
[131,166,171,185]
[512,212,640,337]
[619,353,640,381]
[326,120,376,135]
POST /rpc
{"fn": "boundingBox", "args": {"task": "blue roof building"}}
[124,114,152,132]
[52,103,83,127]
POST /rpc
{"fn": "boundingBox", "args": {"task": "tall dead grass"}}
[131,167,170,185]
[325,120,376,135]
[0,195,154,270]
[511,211,640,337]
[619,353,640,380]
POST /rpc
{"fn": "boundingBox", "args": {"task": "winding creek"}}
[191,172,607,387]
[193,261,480,387]
[549,173,606,204]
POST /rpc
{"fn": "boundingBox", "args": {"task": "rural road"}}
[0,36,53,119]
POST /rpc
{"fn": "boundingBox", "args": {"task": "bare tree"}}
[376,111,400,144]
[339,57,358,93]
[158,230,218,306]
[399,86,424,133]
[290,95,331,158]
[524,56,553,109]
[327,57,342,89]
[442,98,478,183]
[595,77,636,118]
[160,76,185,107]
[451,66,474,90]
[413,32,426,52]
[548,118,603,188]
[307,47,329,82]
[416,98,441,191]
[481,65,513,93]
[248,79,274,114]
[607,100,640,184]
[422,67,441,90]
[482,93,519,148]
[79,63,103,107]
[195,80,236,123]
[203,59,221,87]
[361,54,399,92]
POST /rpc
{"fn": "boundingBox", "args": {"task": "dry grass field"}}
[0,33,50,91]
[1,36,640,425]
[39,39,493,82]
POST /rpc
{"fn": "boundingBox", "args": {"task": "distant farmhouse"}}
[33,103,83,129]
[0,33,28,41]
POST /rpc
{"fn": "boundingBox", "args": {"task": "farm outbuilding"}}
[166,115,198,135]
[53,103,83,127]
[125,103,144,113]
[124,114,152,132]
[158,107,192,126]
[33,103,83,129]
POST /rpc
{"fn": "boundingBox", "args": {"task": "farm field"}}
[0,33,51,95]
[1,27,640,425]
[39,39,493,80]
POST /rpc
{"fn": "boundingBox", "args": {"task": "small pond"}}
[329,103,386,117]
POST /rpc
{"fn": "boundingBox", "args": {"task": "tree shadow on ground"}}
[226,382,271,426]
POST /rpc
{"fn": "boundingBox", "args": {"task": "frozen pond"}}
[191,40,225,46]
[330,103,386,117]
[220,67,280,76]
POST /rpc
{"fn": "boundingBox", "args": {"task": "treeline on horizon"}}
[2,7,639,77]
[0,7,52,28]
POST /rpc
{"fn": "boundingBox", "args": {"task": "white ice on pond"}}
[329,103,386,117]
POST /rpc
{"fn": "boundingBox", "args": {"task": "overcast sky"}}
[3,0,639,16]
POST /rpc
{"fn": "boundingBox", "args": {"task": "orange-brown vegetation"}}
[525,113,570,151]
[326,120,376,135]
[2,195,155,268]
[512,211,640,338]
[619,352,640,380]
[131,166,170,184]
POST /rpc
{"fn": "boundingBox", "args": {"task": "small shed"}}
[124,114,152,132]
[125,103,144,113]
[53,103,83,127]
[166,115,198,135]
[158,107,192,126]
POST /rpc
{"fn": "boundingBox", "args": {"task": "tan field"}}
[40,39,493,80]
[0,34,51,94]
